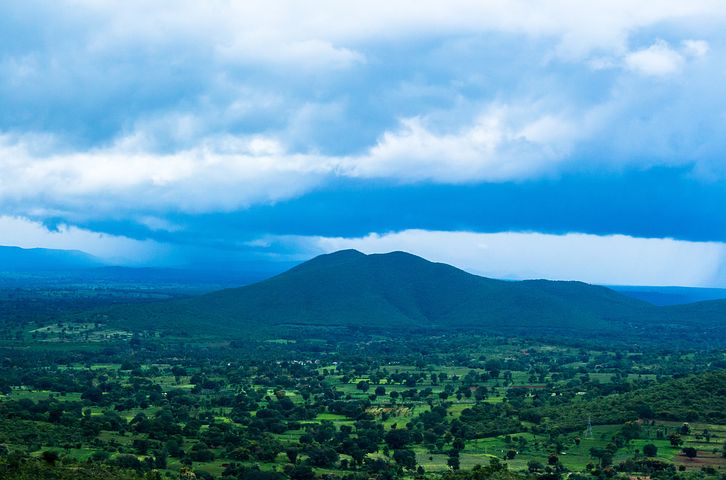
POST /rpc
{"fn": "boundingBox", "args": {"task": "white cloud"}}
[625,40,685,76]
[0,132,334,216]
[622,39,710,77]
[271,229,726,287]
[682,39,710,58]
[216,38,364,71]
[0,101,595,216]
[344,107,584,182]
[61,1,726,62]
[3,0,720,91]
[0,216,167,265]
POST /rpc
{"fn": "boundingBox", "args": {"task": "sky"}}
[2,1,726,286]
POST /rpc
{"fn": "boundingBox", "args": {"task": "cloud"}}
[625,41,684,76]
[0,132,334,217]
[136,216,183,233]
[267,230,726,287]
[345,106,584,182]
[623,39,710,76]
[0,216,167,265]
[1,0,726,254]
[625,40,683,76]
[682,39,710,58]
[0,83,719,220]
[0,100,594,217]
[216,38,365,71]
[18,1,723,61]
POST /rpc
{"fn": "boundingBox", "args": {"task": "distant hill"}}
[81,249,694,335]
[612,285,726,306]
[61,265,286,287]
[0,247,298,299]
[0,245,102,271]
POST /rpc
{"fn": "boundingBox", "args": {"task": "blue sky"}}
[2,1,726,286]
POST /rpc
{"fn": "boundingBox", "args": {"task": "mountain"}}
[83,249,675,335]
[0,245,103,271]
[612,285,726,306]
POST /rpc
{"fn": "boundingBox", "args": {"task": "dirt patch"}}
[673,450,726,469]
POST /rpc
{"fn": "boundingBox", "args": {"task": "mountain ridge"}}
[0,245,103,271]
[77,249,722,338]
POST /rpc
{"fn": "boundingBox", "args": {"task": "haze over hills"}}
[0,245,103,271]
[77,249,726,341]
[0,245,294,289]
[611,285,726,306]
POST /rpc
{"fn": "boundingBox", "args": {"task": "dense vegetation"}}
[0,252,725,479]
[1,320,725,479]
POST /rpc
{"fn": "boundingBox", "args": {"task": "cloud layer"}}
[2,2,726,284]
[1,2,725,218]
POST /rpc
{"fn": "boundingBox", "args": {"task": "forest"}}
[1,252,726,480]
[0,276,725,480]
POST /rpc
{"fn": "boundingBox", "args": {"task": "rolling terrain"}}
[72,249,726,341]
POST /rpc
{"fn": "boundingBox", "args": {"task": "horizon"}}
[6,244,726,298]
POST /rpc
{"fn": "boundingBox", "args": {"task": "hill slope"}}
[533,370,726,429]
[0,246,102,271]
[85,249,664,334]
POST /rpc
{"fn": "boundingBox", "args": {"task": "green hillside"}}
[659,298,726,325]
[533,370,726,429]
[78,249,665,335]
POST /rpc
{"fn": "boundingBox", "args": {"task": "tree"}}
[669,433,683,447]
[154,451,168,469]
[393,449,417,470]
[643,443,658,457]
[114,454,143,470]
[165,438,184,458]
[286,447,299,464]
[384,429,411,449]
[621,421,641,441]
[447,451,460,470]
[682,447,697,460]
[285,464,315,480]
[190,442,215,462]
[41,451,60,466]
[81,386,103,403]
[306,445,339,467]
[590,447,613,467]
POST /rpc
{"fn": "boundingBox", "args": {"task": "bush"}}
[114,454,142,470]
[643,443,658,457]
